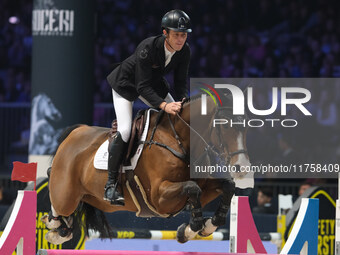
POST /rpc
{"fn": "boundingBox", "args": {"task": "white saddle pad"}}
[93,109,157,171]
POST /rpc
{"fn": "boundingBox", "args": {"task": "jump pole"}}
[37,250,269,255]
[87,229,280,241]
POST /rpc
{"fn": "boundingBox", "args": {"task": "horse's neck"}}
[180,104,191,123]
[179,98,217,145]
[181,98,216,123]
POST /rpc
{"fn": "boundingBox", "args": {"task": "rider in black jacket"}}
[105,10,192,205]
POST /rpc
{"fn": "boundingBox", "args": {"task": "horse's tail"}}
[73,202,113,239]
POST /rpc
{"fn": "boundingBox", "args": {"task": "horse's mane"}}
[182,93,204,105]
[181,92,246,129]
[182,92,233,107]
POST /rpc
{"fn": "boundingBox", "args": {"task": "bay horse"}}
[42,93,250,245]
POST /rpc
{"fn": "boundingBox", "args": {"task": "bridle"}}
[143,105,248,167]
[176,107,248,166]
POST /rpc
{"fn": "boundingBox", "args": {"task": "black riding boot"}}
[104,132,127,205]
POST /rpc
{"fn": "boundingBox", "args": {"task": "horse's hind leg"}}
[200,179,235,236]
[42,166,73,241]
[41,206,61,229]
[41,206,74,245]
[41,171,82,245]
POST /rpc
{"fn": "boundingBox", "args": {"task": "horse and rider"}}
[42,10,252,245]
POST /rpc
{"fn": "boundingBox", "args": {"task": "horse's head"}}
[211,97,250,179]
[32,93,62,122]
[183,93,250,179]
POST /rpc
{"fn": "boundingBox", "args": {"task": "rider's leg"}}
[103,89,132,205]
[112,89,133,143]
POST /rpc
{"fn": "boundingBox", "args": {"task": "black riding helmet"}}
[161,10,192,33]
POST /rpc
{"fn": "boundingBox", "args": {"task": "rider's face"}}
[164,30,187,52]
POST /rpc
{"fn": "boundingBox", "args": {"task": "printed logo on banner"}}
[32,0,75,36]
[29,93,63,155]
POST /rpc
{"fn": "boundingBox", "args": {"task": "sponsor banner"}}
[30,0,95,177]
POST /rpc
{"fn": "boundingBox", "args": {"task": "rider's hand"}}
[159,101,182,115]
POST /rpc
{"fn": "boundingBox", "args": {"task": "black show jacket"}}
[107,35,190,107]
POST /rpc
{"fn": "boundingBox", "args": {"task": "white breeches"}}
[112,89,174,142]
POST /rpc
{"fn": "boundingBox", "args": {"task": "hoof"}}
[41,214,61,230]
[45,230,73,245]
[176,223,189,243]
[198,218,217,237]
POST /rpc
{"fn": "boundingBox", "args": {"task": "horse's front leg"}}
[200,179,235,236]
[156,180,204,243]
[176,181,204,243]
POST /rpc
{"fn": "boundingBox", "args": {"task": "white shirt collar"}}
[164,43,175,66]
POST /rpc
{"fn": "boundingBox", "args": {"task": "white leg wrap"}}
[41,205,62,230]
[45,217,61,229]
[200,218,218,236]
[45,230,73,245]
[184,225,198,240]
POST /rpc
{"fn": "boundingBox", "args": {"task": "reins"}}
[142,110,189,164]
[142,103,248,166]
